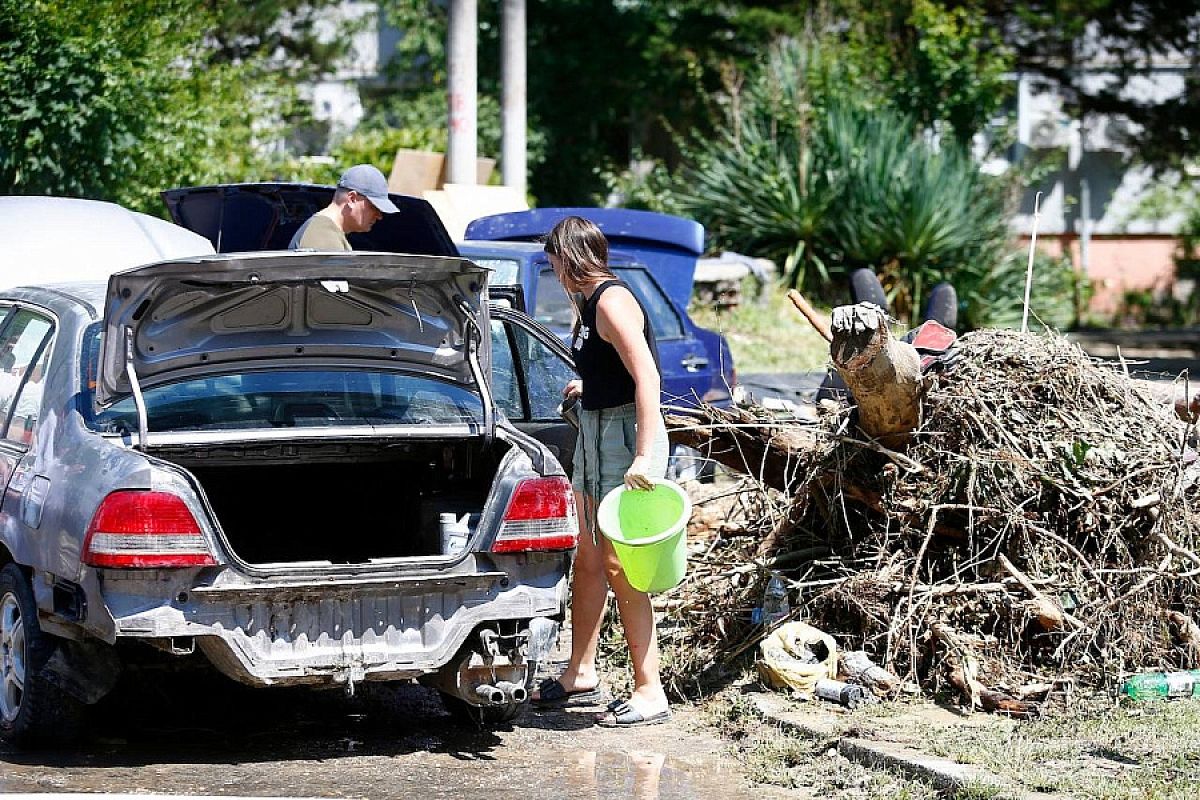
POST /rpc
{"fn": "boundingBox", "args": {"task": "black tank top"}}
[572,280,660,410]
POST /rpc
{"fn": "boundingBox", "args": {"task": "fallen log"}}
[665,407,824,494]
[947,666,1039,719]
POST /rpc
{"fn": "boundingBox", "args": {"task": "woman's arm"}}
[595,286,660,489]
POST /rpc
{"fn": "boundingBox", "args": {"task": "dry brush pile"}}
[656,329,1200,704]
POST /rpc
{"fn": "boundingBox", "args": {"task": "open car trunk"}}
[157,437,509,565]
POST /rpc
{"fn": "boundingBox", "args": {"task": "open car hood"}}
[96,251,490,409]
[161,183,458,257]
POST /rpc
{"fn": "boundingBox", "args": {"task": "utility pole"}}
[446,0,478,185]
[501,0,527,197]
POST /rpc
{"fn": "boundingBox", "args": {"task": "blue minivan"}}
[461,208,736,409]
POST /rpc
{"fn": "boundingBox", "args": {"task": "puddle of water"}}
[566,749,686,800]
[0,681,776,799]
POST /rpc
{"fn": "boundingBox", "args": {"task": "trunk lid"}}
[95,251,491,410]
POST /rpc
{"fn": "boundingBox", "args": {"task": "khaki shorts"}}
[571,402,669,501]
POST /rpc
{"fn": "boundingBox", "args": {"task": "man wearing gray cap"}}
[289,164,400,250]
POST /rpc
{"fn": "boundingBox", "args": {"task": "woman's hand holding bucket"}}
[624,455,655,491]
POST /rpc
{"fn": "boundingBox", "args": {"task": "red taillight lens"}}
[492,477,578,553]
[83,490,216,568]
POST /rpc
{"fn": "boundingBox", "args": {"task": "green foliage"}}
[595,155,686,215]
[206,0,356,79]
[352,88,545,174]
[0,0,285,214]
[843,0,1014,146]
[518,1,816,203]
[963,248,1083,331]
[998,0,1200,171]
[674,38,1014,323]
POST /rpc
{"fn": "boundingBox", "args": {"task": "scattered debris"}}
[814,678,874,710]
[756,621,838,696]
[657,325,1200,710]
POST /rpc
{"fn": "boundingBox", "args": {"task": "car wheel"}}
[922,282,958,329]
[848,268,888,312]
[439,691,526,727]
[0,563,86,747]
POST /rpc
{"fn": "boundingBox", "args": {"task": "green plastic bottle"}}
[1122,670,1200,700]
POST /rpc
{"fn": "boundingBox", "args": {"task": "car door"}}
[0,307,55,511]
[489,305,577,475]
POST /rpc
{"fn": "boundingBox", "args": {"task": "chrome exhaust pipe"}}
[495,681,528,704]
[475,684,505,705]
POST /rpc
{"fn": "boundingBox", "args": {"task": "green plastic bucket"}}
[597,479,691,593]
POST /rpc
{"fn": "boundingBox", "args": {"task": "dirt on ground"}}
[0,665,802,800]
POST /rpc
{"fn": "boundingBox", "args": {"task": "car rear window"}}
[468,257,521,286]
[79,327,484,433]
[87,369,484,434]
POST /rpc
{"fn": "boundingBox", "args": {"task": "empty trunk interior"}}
[163,437,508,564]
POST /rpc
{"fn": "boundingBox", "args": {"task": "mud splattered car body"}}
[0,197,577,745]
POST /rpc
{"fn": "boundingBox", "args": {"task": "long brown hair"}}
[544,216,614,289]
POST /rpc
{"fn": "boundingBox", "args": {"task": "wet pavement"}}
[0,667,798,799]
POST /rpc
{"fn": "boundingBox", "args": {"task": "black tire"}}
[439,690,526,727]
[922,282,958,328]
[0,563,87,747]
[849,268,888,312]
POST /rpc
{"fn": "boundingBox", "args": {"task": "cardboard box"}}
[388,149,445,196]
[389,150,499,196]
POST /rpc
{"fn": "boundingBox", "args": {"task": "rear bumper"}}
[99,563,569,687]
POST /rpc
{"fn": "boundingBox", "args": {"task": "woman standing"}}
[532,216,671,727]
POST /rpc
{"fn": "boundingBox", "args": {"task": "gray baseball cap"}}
[337,164,400,214]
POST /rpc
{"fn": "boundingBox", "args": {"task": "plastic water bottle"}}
[439,513,470,556]
[1122,669,1200,701]
[761,572,790,627]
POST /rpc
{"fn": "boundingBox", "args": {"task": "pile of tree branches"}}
[658,328,1200,705]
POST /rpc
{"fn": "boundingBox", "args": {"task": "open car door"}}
[488,301,577,476]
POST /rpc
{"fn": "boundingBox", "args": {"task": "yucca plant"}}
[674,37,1015,323]
[674,38,861,293]
[824,107,1011,320]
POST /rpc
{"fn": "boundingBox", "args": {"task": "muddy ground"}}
[0,664,802,799]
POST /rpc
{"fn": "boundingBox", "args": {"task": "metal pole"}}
[446,0,478,185]
[1021,191,1043,334]
[501,0,527,197]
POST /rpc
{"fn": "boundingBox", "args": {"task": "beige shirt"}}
[289,214,351,251]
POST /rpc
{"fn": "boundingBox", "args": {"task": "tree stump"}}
[830,303,922,448]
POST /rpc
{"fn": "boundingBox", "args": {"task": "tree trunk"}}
[665,408,821,495]
[831,303,923,448]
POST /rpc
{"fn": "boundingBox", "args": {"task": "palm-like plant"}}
[675,38,1021,324]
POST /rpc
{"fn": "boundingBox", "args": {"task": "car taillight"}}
[492,477,578,553]
[83,490,217,568]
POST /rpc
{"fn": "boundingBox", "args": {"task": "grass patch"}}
[922,697,1200,799]
[690,284,831,374]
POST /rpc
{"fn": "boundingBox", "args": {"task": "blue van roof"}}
[464,208,704,256]
[464,208,704,308]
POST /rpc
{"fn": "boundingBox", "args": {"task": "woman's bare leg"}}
[601,538,668,714]
[534,491,606,695]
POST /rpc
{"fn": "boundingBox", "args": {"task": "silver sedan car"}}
[0,197,580,746]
